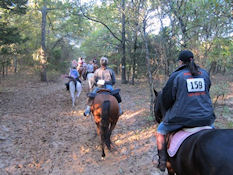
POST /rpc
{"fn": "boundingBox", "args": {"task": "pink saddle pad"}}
[167,126,212,157]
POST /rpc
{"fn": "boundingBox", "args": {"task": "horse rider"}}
[77,57,83,70]
[155,50,216,172]
[65,60,80,90]
[92,58,99,71]
[86,58,99,74]
[93,58,97,64]
[83,56,123,116]
[86,61,95,74]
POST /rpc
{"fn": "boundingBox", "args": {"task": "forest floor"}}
[0,71,232,175]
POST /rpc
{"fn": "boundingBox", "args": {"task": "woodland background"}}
[0,1,232,174]
[1,0,232,110]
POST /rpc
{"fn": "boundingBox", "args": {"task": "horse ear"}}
[153,89,158,97]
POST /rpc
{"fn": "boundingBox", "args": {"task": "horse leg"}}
[96,122,100,136]
[88,80,92,92]
[87,73,93,92]
[109,122,116,142]
[76,82,82,98]
[167,161,175,175]
[101,138,105,158]
[107,121,117,150]
[69,81,75,107]
[96,122,105,158]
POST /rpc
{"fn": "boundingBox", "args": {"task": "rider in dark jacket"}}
[155,50,215,172]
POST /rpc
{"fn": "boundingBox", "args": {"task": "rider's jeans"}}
[92,85,114,93]
[157,121,215,135]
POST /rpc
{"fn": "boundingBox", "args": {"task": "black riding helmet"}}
[178,50,194,63]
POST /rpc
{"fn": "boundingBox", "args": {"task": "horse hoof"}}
[110,143,117,151]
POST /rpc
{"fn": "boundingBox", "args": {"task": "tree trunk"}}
[14,56,17,73]
[121,0,127,84]
[40,6,48,82]
[208,61,217,75]
[127,65,131,82]
[6,60,8,76]
[132,56,136,85]
[2,62,4,77]
[131,0,141,85]
[40,65,47,82]
[143,18,154,117]
[131,32,138,85]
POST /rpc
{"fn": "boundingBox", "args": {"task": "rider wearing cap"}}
[155,50,215,172]
[65,60,80,90]
[84,56,123,116]
[69,60,79,79]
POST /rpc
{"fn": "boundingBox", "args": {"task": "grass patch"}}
[226,121,233,129]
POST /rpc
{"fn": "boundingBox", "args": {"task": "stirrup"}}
[119,111,124,116]
[157,160,166,172]
[83,110,91,117]
[152,154,166,172]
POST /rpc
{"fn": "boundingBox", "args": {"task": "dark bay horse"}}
[153,90,233,175]
[91,90,120,158]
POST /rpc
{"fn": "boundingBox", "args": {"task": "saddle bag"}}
[87,89,122,103]
[111,89,122,103]
[87,92,96,99]
[65,82,69,91]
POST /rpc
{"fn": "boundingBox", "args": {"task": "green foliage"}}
[0,0,28,46]
[222,106,231,116]
[206,37,233,71]
[0,0,27,14]
[226,121,233,129]
[210,81,229,107]
[0,23,22,45]
[1,0,232,80]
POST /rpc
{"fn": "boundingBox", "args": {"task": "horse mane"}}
[154,90,166,123]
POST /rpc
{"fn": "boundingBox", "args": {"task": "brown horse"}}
[153,90,233,175]
[91,90,120,158]
[77,66,86,80]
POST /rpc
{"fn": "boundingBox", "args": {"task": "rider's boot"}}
[84,98,93,117]
[118,103,123,116]
[84,105,91,116]
[156,132,167,172]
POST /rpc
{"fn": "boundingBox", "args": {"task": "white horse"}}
[86,72,94,92]
[69,80,82,107]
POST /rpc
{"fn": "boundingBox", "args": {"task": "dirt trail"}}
[0,74,162,175]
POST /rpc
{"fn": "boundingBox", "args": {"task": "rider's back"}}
[163,67,215,128]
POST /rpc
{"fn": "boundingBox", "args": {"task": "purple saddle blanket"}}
[167,126,212,157]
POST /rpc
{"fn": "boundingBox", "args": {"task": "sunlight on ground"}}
[122,109,146,120]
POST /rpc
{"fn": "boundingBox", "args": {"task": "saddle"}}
[87,88,122,103]
[65,76,81,91]
[166,126,212,157]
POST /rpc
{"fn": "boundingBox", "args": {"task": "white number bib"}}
[97,79,105,85]
[186,78,205,92]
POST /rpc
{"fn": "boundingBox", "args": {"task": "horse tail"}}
[100,100,111,150]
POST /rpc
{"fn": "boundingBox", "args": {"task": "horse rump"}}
[170,129,233,175]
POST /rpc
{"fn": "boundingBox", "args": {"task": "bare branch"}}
[80,7,122,43]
